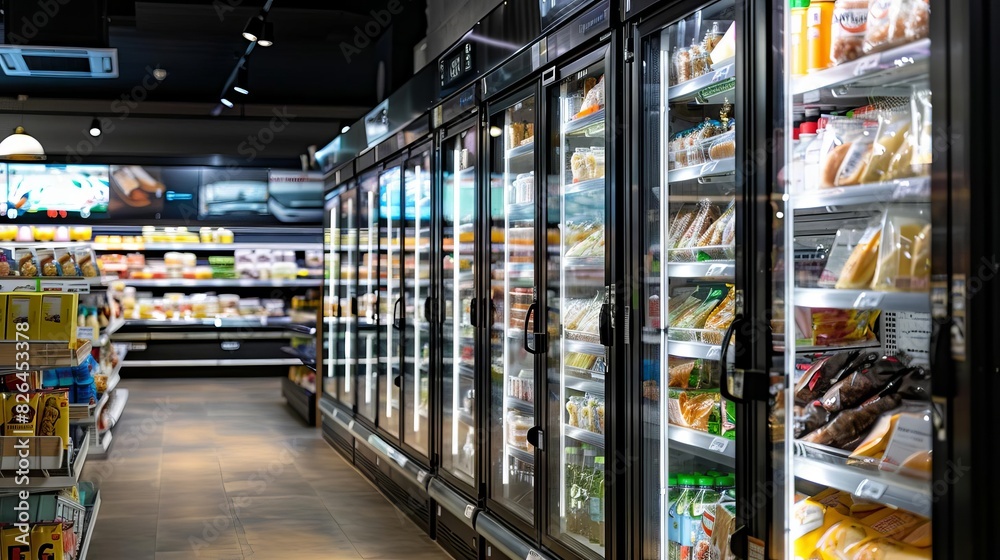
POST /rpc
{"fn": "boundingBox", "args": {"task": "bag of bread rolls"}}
[860,107,911,185]
[871,207,931,292]
[820,118,865,188]
[835,223,883,289]
[835,123,878,187]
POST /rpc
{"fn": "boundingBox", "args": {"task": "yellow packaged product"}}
[813,520,883,559]
[834,226,881,289]
[860,108,911,185]
[871,208,931,292]
[39,293,78,346]
[792,496,852,559]
[6,293,40,342]
[858,508,925,539]
[848,537,930,559]
[1,525,29,560]
[36,392,70,449]
[30,523,63,560]
[702,285,735,343]
[4,393,39,436]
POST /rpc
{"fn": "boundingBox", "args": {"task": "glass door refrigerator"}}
[486,85,539,534]
[378,162,403,441]
[357,170,380,426]
[631,3,744,559]
[774,0,946,558]
[323,187,340,406]
[541,45,615,560]
[439,118,480,493]
[400,144,432,461]
[336,184,359,413]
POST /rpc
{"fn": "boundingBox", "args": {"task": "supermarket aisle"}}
[81,378,449,560]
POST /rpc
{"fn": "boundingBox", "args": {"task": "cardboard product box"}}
[1,525,29,560]
[30,523,62,560]
[6,293,40,342]
[36,391,70,450]
[39,293,77,345]
[667,388,721,434]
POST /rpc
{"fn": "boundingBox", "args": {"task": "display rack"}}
[76,491,102,560]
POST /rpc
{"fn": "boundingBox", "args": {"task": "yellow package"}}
[847,537,931,560]
[4,393,39,437]
[36,392,70,450]
[858,507,925,539]
[30,523,62,560]
[792,496,851,559]
[808,488,856,517]
[6,294,40,343]
[39,293,77,346]
[813,520,882,560]
[1,525,29,560]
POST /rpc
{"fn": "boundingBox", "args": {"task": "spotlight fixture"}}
[89,118,102,137]
[341,125,350,134]
[233,65,249,95]
[257,22,274,47]
[242,11,265,42]
[220,97,234,108]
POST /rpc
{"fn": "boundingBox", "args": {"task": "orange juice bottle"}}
[807,0,835,72]
[791,0,811,75]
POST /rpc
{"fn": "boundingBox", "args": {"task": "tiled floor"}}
[81,377,450,560]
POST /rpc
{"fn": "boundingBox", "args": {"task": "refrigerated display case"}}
[378,163,403,440]
[335,184,358,412]
[543,47,613,559]
[401,144,432,459]
[487,87,538,528]
[356,170,380,425]
[775,2,939,559]
[630,3,742,559]
[439,117,479,491]
[323,188,341,406]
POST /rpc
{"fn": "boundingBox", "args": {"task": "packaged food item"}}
[676,199,720,249]
[668,358,718,389]
[31,523,63,560]
[708,129,736,160]
[673,285,727,330]
[7,293,40,342]
[871,207,931,292]
[54,249,81,277]
[575,75,605,119]
[820,117,865,188]
[73,247,100,278]
[704,21,725,53]
[792,493,854,557]
[819,353,908,413]
[807,0,836,72]
[812,308,879,346]
[795,401,832,438]
[834,223,882,289]
[897,520,931,548]
[710,22,737,64]
[668,209,696,248]
[794,350,866,404]
[667,388,721,433]
[4,392,40,435]
[831,0,869,64]
[865,0,929,53]
[849,537,931,559]
[792,1,812,75]
[16,249,37,277]
[801,392,901,448]
[690,39,708,78]
[864,0,895,52]
[860,107,912,184]
[905,0,929,41]
[39,293,78,345]
[813,520,881,558]
[2,525,29,560]
[909,89,932,177]
[702,286,735,343]
[36,392,69,449]
[834,122,877,186]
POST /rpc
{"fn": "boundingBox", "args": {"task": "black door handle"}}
[523,302,538,354]
[526,426,543,449]
[599,303,612,347]
[470,297,478,328]
[393,375,401,388]
[718,316,743,403]
[424,297,433,324]
[392,297,402,330]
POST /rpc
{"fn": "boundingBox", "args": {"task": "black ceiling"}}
[0,0,428,111]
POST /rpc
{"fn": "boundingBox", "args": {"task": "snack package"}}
[31,523,63,560]
[871,207,931,292]
[792,496,854,558]
[833,122,877,186]
[33,248,60,277]
[794,350,863,404]
[812,308,879,346]
[848,537,931,559]
[834,222,882,289]
[831,0,869,65]
[909,89,932,177]
[2,525,29,560]
[676,199,720,249]
[73,247,100,278]
[702,285,735,343]
[668,208,697,248]
[819,225,869,287]
[667,388,721,433]
[865,0,930,53]
[794,401,832,439]
[575,75,605,119]
[801,393,902,449]
[672,285,727,331]
[39,293,78,345]
[54,248,81,277]
[4,393,40,436]
[7,293,40,342]
[15,248,37,277]
[819,118,863,188]
[819,353,908,413]
[36,391,70,449]
[860,107,912,184]
[668,358,719,389]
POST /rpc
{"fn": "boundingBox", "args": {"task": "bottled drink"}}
[589,456,605,545]
[669,474,697,560]
[691,476,721,555]
[462,430,475,473]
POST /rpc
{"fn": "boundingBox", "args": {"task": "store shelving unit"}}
[76,491,102,560]
[123,278,321,288]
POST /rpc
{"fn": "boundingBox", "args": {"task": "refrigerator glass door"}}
[441,125,478,487]
[357,171,380,424]
[777,4,934,557]
[324,191,340,403]
[488,93,537,522]
[638,5,740,558]
[403,149,431,457]
[378,165,402,439]
[545,54,609,559]
[338,186,359,409]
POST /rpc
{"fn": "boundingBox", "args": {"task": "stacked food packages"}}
[669,119,736,170]
[667,473,737,560]
[667,284,736,343]
[793,487,931,559]
[563,294,605,342]
[791,0,929,74]
[670,20,735,86]
[793,350,932,476]
[0,246,101,278]
[667,199,736,262]
[566,394,605,435]
[792,91,932,193]
[569,75,605,121]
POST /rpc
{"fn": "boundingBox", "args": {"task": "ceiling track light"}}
[89,118,102,137]
[233,64,249,95]
[242,10,266,43]
[257,21,274,47]
[220,97,234,108]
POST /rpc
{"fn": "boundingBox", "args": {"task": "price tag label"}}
[803,89,821,104]
[417,470,428,485]
[526,550,544,560]
[129,342,147,351]
[464,504,475,519]
[712,63,732,82]
[706,264,728,277]
[709,437,729,453]
[40,280,90,293]
[0,278,38,292]
[853,292,885,309]
[747,537,766,560]
[855,479,888,501]
[707,346,723,360]
[76,327,96,341]
[853,54,881,77]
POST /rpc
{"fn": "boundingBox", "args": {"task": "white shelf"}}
[507,445,534,464]
[89,429,113,457]
[667,261,735,279]
[105,388,129,430]
[795,455,930,517]
[506,396,534,412]
[791,38,931,97]
[564,425,604,448]
[77,490,102,560]
[665,339,723,360]
[667,60,736,103]
[668,158,735,183]
[124,278,321,288]
[506,142,535,160]
[789,177,930,211]
[794,288,930,313]
[668,425,735,468]
[563,177,605,197]
[94,242,324,251]
[563,108,605,136]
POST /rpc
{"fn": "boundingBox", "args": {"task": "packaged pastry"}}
[575,75,605,119]
[860,107,912,184]
[73,247,101,278]
[871,207,931,292]
[834,223,882,289]
[812,308,879,346]
[909,89,932,177]
[702,285,735,343]
[4,392,40,436]
[831,0,869,64]
[865,0,929,53]
[675,46,692,83]
[819,353,908,413]
[819,224,868,287]
[676,199,720,249]
[667,388,721,432]
[835,122,877,186]
[55,248,81,277]
[801,393,901,449]
[16,248,37,277]
[864,0,895,52]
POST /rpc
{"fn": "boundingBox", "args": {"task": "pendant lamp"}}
[0,126,45,161]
